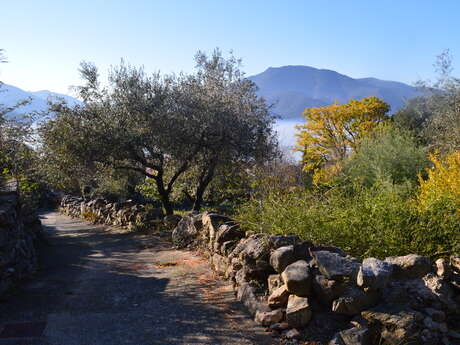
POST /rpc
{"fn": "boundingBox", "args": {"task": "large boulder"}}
[270,245,297,273]
[385,254,431,279]
[286,295,312,328]
[281,260,312,297]
[172,214,202,248]
[357,258,393,290]
[312,251,361,280]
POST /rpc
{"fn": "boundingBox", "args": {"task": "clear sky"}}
[1,0,459,94]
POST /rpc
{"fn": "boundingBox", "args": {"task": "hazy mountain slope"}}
[0,83,80,120]
[249,65,421,119]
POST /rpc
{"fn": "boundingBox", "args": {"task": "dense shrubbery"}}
[236,175,459,259]
[236,52,460,259]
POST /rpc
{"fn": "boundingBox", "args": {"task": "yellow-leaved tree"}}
[295,96,390,184]
[416,151,460,211]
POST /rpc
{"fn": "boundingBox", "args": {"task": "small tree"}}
[295,97,389,184]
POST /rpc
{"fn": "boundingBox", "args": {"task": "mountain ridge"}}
[248,65,421,119]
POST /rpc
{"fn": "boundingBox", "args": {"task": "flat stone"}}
[332,288,380,316]
[281,260,311,297]
[385,254,431,279]
[255,308,284,326]
[339,327,371,345]
[268,284,290,308]
[312,251,361,280]
[286,295,312,328]
[357,257,393,290]
[270,245,297,273]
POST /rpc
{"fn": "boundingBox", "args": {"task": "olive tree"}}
[41,50,278,214]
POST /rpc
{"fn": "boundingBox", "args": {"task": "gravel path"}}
[0,212,279,345]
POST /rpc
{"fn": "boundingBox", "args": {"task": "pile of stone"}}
[0,191,42,296]
[172,212,460,345]
[60,195,165,230]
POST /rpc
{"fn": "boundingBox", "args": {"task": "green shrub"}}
[235,180,459,259]
[341,125,429,187]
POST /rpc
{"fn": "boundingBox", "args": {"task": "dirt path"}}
[0,212,279,345]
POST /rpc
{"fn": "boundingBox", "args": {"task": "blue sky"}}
[1,0,459,94]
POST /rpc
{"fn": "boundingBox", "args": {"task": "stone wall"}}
[0,191,42,296]
[60,196,460,345]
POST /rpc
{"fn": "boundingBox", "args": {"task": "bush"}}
[416,151,460,211]
[236,179,459,259]
[342,125,429,187]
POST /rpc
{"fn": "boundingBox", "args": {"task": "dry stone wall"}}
[0,191,42,296]
[60,196,460,345]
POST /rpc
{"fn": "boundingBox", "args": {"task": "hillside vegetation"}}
[1,49,459,259]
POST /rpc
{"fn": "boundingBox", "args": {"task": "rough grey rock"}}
[312,274,346,304]
[286,295,312,328]
[241,234,270,262]
[385,254,431,279]
[268,284,290,308]
[171,214,202,248]
[281,260,311,297]
[268,234,299,249]
[362,306,424,345]
[240,260,275,283]
[294,240,314,261]
[215,223,244,244]
[332,288,380,316]
[237,283,270,316]
[357,257,393,290]
[312,251,361,280]
[331,327,371,345]
[255,308,284,326]
[270,245,297,273]
[163,214,182,229]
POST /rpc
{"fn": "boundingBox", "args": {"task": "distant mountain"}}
[248,65,421,120]
[0,83,80,120]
